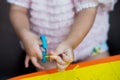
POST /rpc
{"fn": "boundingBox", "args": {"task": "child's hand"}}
[51,42,74,71]
[22,31,48,69]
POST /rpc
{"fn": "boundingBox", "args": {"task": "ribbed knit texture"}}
[7,0,117,61]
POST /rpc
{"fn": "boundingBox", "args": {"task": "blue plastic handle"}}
[40,35,48,49]
[41,51,47,63]
[40,35,48,63]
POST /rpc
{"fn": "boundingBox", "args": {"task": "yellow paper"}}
[22,61,120,80]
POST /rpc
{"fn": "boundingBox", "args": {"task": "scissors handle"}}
[41,50,47,63]
[40,35,48,63]
[40,35,48,49]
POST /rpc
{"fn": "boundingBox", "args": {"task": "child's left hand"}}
[51,42,74,71]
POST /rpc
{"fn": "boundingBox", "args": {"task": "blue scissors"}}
[40,35,48,63]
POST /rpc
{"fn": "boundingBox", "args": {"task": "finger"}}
[62,53,71,63]
[49,51,54,55]
[57,63,69,71]
[31,57,44,69]
[34,45,43,59]
[27,51,37,57]
[38,37,42,45]
[51,50,62,56]
[64,50,74,62]
[49,50,60,56]
[25,55,30,68]
[51,55,66,65]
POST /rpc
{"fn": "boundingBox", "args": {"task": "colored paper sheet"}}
[9,55,120,80]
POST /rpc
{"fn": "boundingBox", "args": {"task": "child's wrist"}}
[65,38,79,49]
[61,40,74,49]
[20,30,32,42]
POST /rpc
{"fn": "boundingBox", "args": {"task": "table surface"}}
[9,55,120,80]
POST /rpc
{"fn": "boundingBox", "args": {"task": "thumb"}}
[35,45,43,59]
[49,51,59,59]
[49,51,58,61]
[49,50,63,60]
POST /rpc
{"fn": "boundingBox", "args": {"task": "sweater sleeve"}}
[74,0,117,12]
[7,0,31,8]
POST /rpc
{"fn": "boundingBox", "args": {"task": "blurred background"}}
[0,0,120,80]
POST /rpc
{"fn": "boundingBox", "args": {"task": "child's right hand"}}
[21,31,45,69]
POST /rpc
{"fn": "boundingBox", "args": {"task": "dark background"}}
[0,0,120,80]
